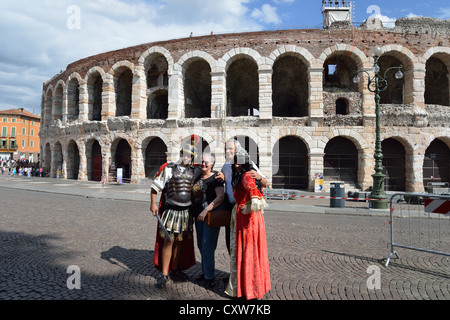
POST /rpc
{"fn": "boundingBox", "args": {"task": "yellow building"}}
[0,108,41,162]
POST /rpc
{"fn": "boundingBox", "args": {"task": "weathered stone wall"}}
[39,17,450,192]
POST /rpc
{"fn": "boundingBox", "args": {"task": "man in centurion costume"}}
[150,143,201,288]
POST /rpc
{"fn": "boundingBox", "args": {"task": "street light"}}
[353,46,403,209]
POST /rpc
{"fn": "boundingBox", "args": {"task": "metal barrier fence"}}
[385,192,450,267]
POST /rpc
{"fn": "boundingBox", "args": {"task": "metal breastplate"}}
[165,165,194,207]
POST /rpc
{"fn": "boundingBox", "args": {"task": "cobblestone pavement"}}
[0,176,448,301]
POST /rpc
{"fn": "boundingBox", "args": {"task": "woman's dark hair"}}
[231,153,262,192]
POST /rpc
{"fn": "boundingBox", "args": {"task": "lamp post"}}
[353,46,403,209]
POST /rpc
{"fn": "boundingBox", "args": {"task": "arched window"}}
[227,57,259,117]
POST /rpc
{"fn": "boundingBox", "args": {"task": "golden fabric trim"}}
[159,207,192,241]
[240,197,268,214]
[225,204,238,297]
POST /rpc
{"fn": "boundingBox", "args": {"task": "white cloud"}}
[0,0,267,114]
[371,13,397,28]
[273,0,295,3]
[251,4,282,25]
[437,7,450,19]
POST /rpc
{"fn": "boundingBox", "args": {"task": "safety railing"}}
[385,192,450,267]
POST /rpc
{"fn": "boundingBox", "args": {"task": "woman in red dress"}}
[225,152,271,300]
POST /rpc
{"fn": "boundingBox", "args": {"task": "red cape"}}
[152,162,196,272]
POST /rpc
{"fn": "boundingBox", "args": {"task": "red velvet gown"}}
[225,172,271,299]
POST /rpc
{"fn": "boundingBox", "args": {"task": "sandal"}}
[156,274,171,289]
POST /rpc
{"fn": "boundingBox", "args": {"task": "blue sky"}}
[0,0,449,114]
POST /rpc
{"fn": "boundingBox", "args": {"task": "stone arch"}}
[43,143,52,174]
[220,47,262,71]
[423,48,450,106]
[52,80,64,122]
[176,50,217,72]
[320,45,365,92]
[110,61,134,117]
[222,50,260,116]
[139,50,170,120]
[322,129,368,151]
[142,136,168,178]
[423,137,450,188]
[66,139,80,179]
[138,46,174,76]
[85,138,103,181]
[379,45,416,105]
[271,51,310,117]
[268,45,315,69]
[52,141,64,178]
[111,136,133,181]
[44,86,53,126]
[85,66,107,121]
[318,44,367,70]
[66,72,83,121]
[178,54,213,118]
[272,135,309,190]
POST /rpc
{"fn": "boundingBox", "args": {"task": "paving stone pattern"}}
[0,177,448,300]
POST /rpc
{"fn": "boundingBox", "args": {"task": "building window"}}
[23,119,26,124]
[31,121,35,125]
[2,118,7,122]
[1,127,6,137]
[22,128,26,135]
[11,127,16,137]
[31,129,34,136]
[12,118,16,123]
[30,141,34,148]
[22,140,25,148]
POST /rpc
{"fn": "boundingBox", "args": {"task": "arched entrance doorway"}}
[145,138,167,178]
[272,136,308,190]
[91,140,102,181]
[67,140,80,180]
[324,137,358,186]
[114,139,132,181]
[382,138,406,191]
[423,139,450,188]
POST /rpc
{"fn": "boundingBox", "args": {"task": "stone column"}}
[360,68,376,127]
[131,65,147,119]
[308,152,325,192]
[102,145,111,182]
[78,142,88,181]
[359,148,374,191]
[167,70,183,120]
[308,68,324,126]
[102,73,116,120]
[61,148,68,180]
[447,73,450,106]
[78,81,89,122]
[61,86,68,124]
[210,70,226,118]
[258,67,272,120]
[131,145,145,183]
[255,128,272,187]
[407,154,425,193]
[403,66,426,110]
